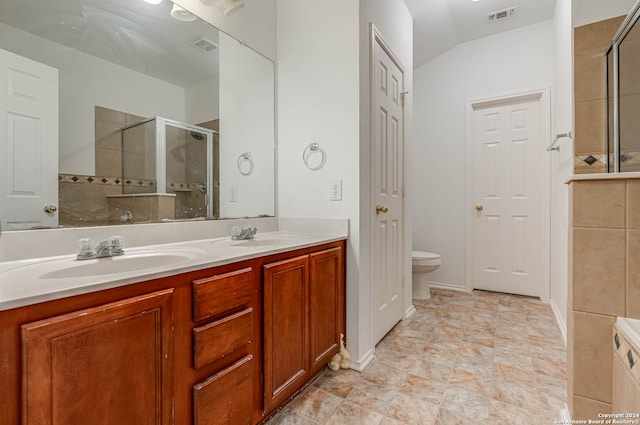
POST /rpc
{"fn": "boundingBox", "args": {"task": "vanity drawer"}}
[193,308,253,369]
[193,355,253,425]
[192,268,253,321]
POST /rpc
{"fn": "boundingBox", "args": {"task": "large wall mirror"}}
[0,0,275,231]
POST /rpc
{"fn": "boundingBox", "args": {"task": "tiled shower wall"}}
[573,16,624,174]
[568,178,640,418]
[58,106,149,226]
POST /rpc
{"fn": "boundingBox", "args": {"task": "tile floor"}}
[266,288,567,425]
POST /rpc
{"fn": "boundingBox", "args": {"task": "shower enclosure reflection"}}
[113,117,219,223]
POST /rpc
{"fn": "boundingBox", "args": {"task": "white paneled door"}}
[0,49,58,230]
[372,29,405,345]
[472,96,542,297]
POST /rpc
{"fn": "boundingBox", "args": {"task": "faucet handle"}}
[109,235,125,250]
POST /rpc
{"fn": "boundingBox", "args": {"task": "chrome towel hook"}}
[303,142,326,171]
[237,152,254,176]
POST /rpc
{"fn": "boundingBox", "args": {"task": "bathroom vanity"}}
[0,232,346,425]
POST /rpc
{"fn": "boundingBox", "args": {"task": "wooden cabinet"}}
[21,289,174,425]
[263,246,345,412]
[0,239,345,425]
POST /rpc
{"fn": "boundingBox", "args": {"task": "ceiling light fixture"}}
[144,0,163,4]
[200,0,226,5]
[223,0,245,16]
[170,4,197,21]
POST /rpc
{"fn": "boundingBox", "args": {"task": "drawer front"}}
[193,355,253,425]
[193,308,253,369]
[193,267,253,322]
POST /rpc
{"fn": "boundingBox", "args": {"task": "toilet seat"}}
[412,250,441,267]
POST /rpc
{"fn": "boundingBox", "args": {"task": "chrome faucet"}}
[77,236,125,260]
[231,225,257,240]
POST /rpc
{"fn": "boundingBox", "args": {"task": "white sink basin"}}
[23,248,208,280]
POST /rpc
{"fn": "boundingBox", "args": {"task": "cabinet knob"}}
[475,204,483,212]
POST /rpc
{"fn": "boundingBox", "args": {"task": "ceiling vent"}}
[487,6,519,23]
[191,37,218,53]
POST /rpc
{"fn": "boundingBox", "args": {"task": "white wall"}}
[276,0,412,368]
[0,23,186,176]
[550,0,573,341]
[218,32,275,218]
[413,20,554,289]
[186,77,219,125]
[573,0,636,27]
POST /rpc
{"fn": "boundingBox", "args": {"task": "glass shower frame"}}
[606,0,640,173]
[121,117,215,218]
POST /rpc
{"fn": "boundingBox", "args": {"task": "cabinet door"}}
[22,289,174,425]
[263,255,309,412]
[309,247,345,375]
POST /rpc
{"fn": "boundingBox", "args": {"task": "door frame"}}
[368,23,408,345]
[464,88,551,302]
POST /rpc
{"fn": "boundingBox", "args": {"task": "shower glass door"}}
[165,122,212,219]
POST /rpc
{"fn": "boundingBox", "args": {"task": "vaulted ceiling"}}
[404,0,558,68]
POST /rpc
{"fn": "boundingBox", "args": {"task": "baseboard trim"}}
[349,348,374,372]
[428,282,470,292]
[560,403,570,422]
[549,298,568,347]
[404,304,416,320]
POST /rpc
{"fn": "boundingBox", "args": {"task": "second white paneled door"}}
[472,95,542,297]
[371,28,405,345]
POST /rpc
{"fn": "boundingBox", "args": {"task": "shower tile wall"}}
[59,106,148,226]
[96,106,146,178]
[573,16,625,174]
[568,177,640,418]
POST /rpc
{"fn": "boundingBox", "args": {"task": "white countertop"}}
[0,219,348,311]
[566,171,640,183]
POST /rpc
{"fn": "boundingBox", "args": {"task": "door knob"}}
[376,205,389,215]
[475,204,483,212]
[44,204,57,214]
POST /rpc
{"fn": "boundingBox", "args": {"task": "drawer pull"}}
[615,333,621,350]
[628,349,635,368]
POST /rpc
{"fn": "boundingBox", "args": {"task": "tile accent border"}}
[59,173,122,185]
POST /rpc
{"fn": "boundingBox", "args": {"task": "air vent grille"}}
[191,37,218,53]
[487,6,519,23]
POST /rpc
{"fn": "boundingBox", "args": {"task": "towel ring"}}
[237,152,254,176]
[303,142,326,171]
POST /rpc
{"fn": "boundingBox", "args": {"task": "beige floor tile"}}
[441,388,490,421]
[385,392,440,425]
[347,381,398,414]
[488,399,540,425]
[410,358,453,383]
[436,407,486,425]
[288,387,342,423]
[324,401,382,425]
[266,289,565,425]
[311,368,361,399]
[447,367,492,398]
[268,407,322,425]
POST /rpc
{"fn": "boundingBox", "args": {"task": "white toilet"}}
[412,250,441,299]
